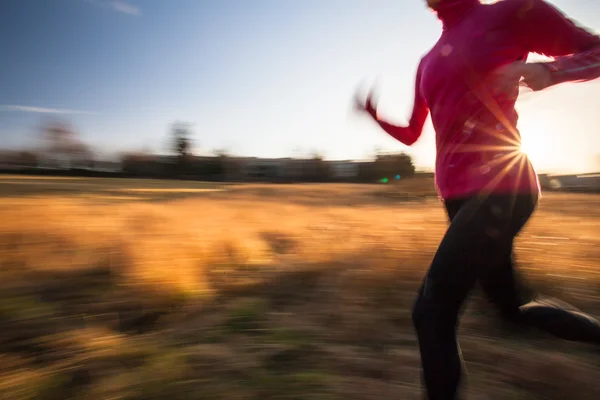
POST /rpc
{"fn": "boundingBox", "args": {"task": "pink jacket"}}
[375,0,600,200]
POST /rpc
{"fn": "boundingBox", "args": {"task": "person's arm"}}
[367,63,429,146]
[516,0,600,86]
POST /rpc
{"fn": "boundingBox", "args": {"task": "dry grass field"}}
[0,174,598,399]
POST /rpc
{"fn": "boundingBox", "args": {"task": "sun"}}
[519,135,535,159]
[519,130,548,168]
[517,118,555,171]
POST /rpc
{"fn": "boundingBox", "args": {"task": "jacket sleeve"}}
[374,60,429,146]
[515,0,600,86]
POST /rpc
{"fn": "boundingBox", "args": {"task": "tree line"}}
[2,119,417,183]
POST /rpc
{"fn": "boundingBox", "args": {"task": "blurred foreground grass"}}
[0,175,598,399]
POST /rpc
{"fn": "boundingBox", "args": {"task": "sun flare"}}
[517,118,556,171]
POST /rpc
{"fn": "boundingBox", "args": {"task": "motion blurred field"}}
[0,174,598,399]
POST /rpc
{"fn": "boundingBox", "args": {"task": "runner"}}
[355,1,600,398]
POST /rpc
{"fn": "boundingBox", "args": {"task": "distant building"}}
[91,159,122,172]
[0,150,22,170]
[37,149,92,170]
[242,157,290,180]
[538,174,551,189]
[546,173,600,192]
[235,157,337,182]
[328,160,359,180]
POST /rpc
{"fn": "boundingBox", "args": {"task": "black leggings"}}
[412,194,600,400]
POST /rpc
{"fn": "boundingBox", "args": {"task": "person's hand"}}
[520,63,553,91]
[490,61,553,96]
[354,88,378,120]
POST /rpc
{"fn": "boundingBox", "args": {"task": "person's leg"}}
[412,196,501,399]
[479,194,600,344]
[412,199,465,399]
[412,278,474,400]
[478,248,529,323]
[519,298,600,343]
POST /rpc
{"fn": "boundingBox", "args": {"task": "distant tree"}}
[171,122,193,157]
[213,148,230,178]
[356,161,374,182]
[16,151,39,168]
[121,152,140,175]
[300,151,330,182]
[212,148,229,158]
[376,151,415,179]
[361,151,415,183]
[43,120,75,151]
[170,122,193,176]
[121,151,159,177]
[41,119,92,169]
[314,151,332,182]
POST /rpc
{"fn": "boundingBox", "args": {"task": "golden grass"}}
[0,175,598,399]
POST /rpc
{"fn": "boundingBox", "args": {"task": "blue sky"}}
[1,0,599,172]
